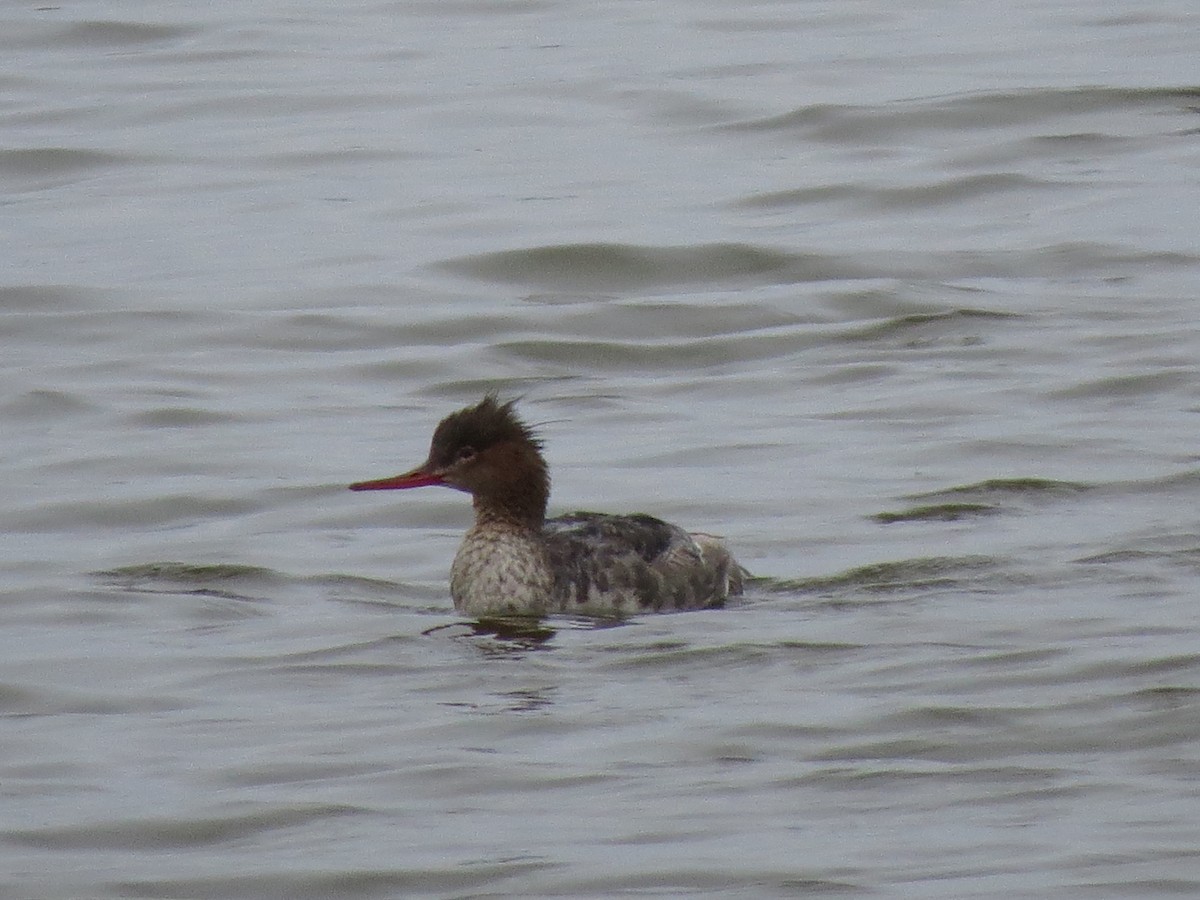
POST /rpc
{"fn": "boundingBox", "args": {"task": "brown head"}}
[349,395,550,526]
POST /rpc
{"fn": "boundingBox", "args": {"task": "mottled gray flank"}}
[545,513,743,615]
[450,512,742,618]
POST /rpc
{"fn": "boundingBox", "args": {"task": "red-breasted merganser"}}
[350,395,745,619]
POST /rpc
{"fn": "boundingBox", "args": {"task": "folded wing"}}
[543,512,743,615]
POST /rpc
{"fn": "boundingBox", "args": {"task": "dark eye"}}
[455,446,477,463]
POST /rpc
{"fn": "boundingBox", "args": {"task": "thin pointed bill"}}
[349,467,445,491]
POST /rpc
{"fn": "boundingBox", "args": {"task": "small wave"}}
[1048,370,1193,401]
[722,86,1200,142]
[873,503,1001,525]
[437,242,867,290]
[740,173,1063,212]
[874,478,1092,524]
[50,20,192,48]
[842,307,1021,343]
[762,555,1002,596]
[0,148,130,183]
[126,407,243,428]
[97,561,282,583]
[13,495,260,532]
[95,563,416,608]
[4,803,361,851]
[0,284,110,312]
[0,388,97,420]
[907,477,1092,502]
[95,562,283,602]
[1077,546,1200,573]
[443,241,1193,293]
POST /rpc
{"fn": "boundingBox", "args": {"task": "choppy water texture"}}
[3,2,1200,897]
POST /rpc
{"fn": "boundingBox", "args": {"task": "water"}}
[3,1,1200,897]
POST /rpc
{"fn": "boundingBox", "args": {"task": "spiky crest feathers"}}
[427,394,542,468]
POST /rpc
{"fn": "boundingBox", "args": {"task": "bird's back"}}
[543,511,744,617]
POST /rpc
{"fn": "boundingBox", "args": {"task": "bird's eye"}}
[455,446,477,463]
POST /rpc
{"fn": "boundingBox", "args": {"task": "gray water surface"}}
[3,2,1200,897]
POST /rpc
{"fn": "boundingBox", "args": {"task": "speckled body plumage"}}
[351,395,745,619]
[450,521,555,617]
[543,513,741,616]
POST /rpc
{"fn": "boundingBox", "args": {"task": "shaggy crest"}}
[428,394,542,467]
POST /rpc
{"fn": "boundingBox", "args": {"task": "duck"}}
[350,395,744,618]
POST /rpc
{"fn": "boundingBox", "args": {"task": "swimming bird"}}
[350,395,744,619]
